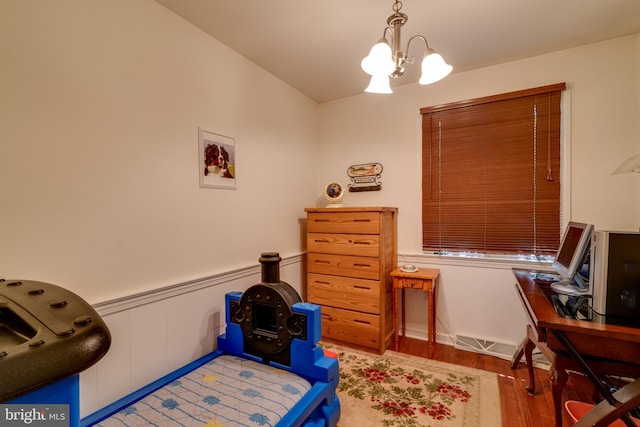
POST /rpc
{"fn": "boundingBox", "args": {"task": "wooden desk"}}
[512,268,640,427]
[391,268,440,351]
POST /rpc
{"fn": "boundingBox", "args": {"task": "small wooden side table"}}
[391,267,440,351]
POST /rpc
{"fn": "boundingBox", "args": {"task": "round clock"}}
[324,181,345,207]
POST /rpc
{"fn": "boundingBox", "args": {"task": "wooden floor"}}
[395,337,596,427]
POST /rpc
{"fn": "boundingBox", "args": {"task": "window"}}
[421,83,565,256]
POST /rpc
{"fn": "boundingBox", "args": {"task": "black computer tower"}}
[591,230,640,320]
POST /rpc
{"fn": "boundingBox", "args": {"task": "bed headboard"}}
[217,253,334,383]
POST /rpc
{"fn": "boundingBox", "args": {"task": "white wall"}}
[0,0,320,304]
[318,34,640,348]
[1,3,319,412]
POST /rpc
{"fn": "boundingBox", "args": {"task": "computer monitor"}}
[551,221,594,295]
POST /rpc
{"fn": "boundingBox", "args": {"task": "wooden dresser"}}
[304,207,397,354]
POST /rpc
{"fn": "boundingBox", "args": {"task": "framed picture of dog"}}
[199,127,236,189]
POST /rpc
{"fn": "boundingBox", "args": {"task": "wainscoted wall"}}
[79,255,305,418]
[79,250,547,417]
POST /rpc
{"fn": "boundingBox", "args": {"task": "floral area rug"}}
[322,343,502,427]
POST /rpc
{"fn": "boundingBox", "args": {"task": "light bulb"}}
[365,74,393,94]
[419,50,453,85]
[361,39,395,76]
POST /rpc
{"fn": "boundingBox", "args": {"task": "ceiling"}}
[155,0,640,103]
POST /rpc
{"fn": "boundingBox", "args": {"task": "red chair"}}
[567,378,640,426]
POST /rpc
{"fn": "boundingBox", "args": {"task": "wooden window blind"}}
[420,83,565,256]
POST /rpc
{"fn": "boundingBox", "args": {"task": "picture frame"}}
[198,127,236,189]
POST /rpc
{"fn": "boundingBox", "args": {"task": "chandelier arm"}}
[381,26,393,41]
[406,34,431,55]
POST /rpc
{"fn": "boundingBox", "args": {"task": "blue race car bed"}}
[81,253,340,427]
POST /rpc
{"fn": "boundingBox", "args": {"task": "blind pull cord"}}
[546,93,554,181]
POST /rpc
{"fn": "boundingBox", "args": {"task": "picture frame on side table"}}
[198,127,236,190]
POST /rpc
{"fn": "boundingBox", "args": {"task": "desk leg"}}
[512,325,547,395]
[510,337,527,368]
[551,367,569,427]
[524,325,543,394]
[401,288,406,342]
[509,334,537,394]
[523,337,537,394]
[428,288,436,346]
[393,288,399,351]
[511,336,567,427]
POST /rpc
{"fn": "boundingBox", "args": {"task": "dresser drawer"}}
[307,212,380,234]
[320,306,380,349]
[307,253,380,280]
[307,273,380,314]
[395,277,432,291]
[307,233,379,257]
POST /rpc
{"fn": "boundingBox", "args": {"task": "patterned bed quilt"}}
[95,355,312,427]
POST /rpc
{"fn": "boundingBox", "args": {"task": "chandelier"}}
[361,0,452,94]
